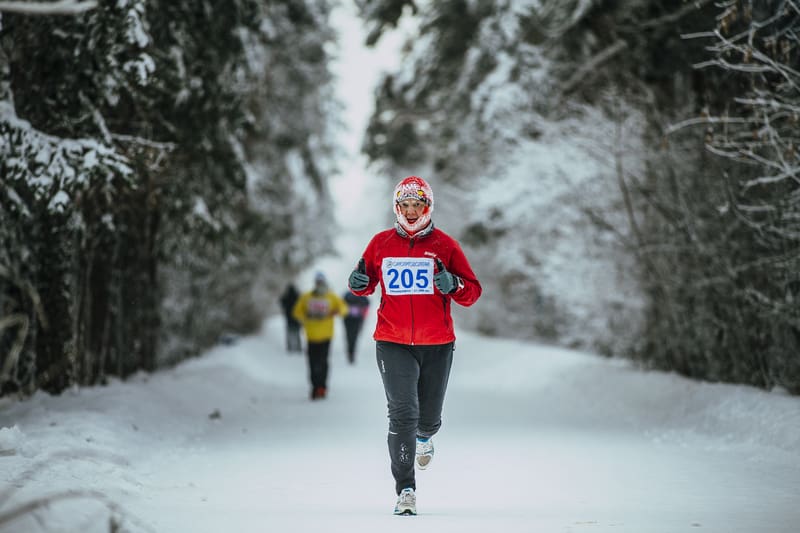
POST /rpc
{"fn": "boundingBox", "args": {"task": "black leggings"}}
[343,317,364,360]
[307,340,331,389]
[376,340,454,494]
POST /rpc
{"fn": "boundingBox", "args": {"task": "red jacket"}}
[352,226,481,345]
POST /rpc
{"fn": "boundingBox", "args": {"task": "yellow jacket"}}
[292,289,348,342]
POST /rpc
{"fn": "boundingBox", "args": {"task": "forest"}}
[1,0,798,397]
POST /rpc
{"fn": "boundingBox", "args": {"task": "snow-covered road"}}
[2,315,798,533]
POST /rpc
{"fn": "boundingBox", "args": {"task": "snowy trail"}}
[3,315,797,533]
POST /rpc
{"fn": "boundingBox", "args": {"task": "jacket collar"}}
[394,221,435,239]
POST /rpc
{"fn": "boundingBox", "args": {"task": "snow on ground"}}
[1,313,798,533]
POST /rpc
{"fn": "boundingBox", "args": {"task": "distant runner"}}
[293,272,348,400]
[342,291,370,364]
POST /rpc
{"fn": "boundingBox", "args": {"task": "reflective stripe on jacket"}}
[351,226,481,345]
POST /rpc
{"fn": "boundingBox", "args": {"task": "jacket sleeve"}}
[446,240,482,307]
[350,234,381,296]
[292,295,306,324]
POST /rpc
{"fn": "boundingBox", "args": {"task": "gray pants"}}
[376,340,454,494]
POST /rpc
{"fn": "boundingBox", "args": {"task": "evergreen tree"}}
[0,0,337,396]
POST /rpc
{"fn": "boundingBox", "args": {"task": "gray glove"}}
[434,259,460,294]
[349,258,370,291]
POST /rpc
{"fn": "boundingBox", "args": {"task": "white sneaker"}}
[415,437,434,470]
[394,487,417,516]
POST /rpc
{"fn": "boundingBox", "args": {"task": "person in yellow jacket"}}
[292,271,348,400]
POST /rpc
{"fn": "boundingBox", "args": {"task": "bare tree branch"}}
[561,39,628,95]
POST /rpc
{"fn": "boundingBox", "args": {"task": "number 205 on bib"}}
[381,257,434,296]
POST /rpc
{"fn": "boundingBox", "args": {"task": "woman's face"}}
[397,199,427,226]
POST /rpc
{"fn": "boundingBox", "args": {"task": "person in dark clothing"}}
[279,283,302,353]
[342,291,370,364]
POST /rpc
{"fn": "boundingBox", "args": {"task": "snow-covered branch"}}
[664,115,753,135]
[743,168,800,190]
[735,99,800,117]
[675,3,800,183]
[700,30,800,92]
[0,0,96,15]
[111,133,176,151]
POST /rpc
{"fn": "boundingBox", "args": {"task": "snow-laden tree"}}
[138,1,337,364]
[642,0,800,391]
[1,2,150,393]
[0,0,337,396]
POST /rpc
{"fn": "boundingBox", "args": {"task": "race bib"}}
[381,257,434,296]
[306,297,330,319]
